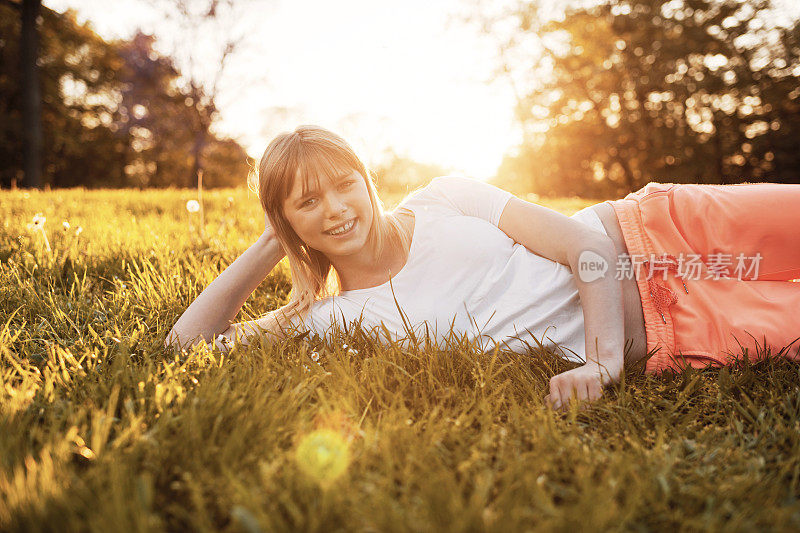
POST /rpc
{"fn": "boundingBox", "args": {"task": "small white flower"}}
[62,221,70,231]
[227,196,234,204]
[347,348,358,356]
[303,364,311,372]
[310,351,320,362]
[216,334,234,350]
[75,226,83,236]
[186,200,201,213]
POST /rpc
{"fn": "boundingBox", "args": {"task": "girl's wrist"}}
[256,231,286,262]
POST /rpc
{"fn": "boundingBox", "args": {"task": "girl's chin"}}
[320,237,369,258]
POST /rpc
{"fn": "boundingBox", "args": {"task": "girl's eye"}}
[341,180,356,189]
[301,198,317,208]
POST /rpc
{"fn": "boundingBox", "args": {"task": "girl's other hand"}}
[259,212,286,259]
[544,358,623,412]
[261,212,280,242]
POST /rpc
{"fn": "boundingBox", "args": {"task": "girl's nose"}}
[325,194,347,216]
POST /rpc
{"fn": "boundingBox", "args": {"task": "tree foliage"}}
[487,0,800,197]
[0,4,250,188]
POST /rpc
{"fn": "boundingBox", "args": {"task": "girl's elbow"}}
[568,233,617,274]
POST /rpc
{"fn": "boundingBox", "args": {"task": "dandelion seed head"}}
[62,221,70,230]
[75,226,83,236]
[186,200,201,213]
[31,213,46,227]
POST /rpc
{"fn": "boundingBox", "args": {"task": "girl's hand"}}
[260,213,279,243]
[544,357,624,411]
[258,213,286,259]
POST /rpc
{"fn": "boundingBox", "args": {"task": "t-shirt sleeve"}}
[427,175,514,226]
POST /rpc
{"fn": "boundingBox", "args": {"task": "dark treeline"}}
[490,0,800,197]
[0,2,250,189]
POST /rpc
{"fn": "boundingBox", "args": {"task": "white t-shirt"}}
[295,175,608,363]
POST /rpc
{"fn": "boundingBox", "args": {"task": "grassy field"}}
[1,187,799,531]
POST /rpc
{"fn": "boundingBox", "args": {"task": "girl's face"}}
[282,169,374,261]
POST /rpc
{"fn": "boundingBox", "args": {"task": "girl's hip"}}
[607,181,800,374]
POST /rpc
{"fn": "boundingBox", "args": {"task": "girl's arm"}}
[497,197,625,409]
[165,225,287,352]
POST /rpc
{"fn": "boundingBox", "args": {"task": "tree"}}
[478,0,800,196]
[20,0,43,189]
[115,31,251,188]
[145,0,250,187]
[0,5,252,188]
[1,0,44,188]
[1,3,129,188]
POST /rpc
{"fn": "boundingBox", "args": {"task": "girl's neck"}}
[333,242,404,291]
[333,213,413,291]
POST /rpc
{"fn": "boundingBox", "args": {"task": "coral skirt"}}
[608,182,800,374]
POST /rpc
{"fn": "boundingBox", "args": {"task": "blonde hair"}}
[249,125,412,335]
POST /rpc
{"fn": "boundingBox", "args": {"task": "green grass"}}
[1,187,799,531]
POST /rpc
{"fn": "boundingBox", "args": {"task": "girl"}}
[166,125,800,411]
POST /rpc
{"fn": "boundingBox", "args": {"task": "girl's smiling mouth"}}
[324,218,357,236]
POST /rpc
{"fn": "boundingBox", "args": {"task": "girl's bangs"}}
[292,144,358,198]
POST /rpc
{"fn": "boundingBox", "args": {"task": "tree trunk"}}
[21,0,43,189]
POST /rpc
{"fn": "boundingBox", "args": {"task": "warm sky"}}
[45,0,520,180]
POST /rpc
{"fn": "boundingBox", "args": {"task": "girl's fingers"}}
[547,383,562,410]
[591,381,604,401]
[556,386,567,408]
[547,371,606,411]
